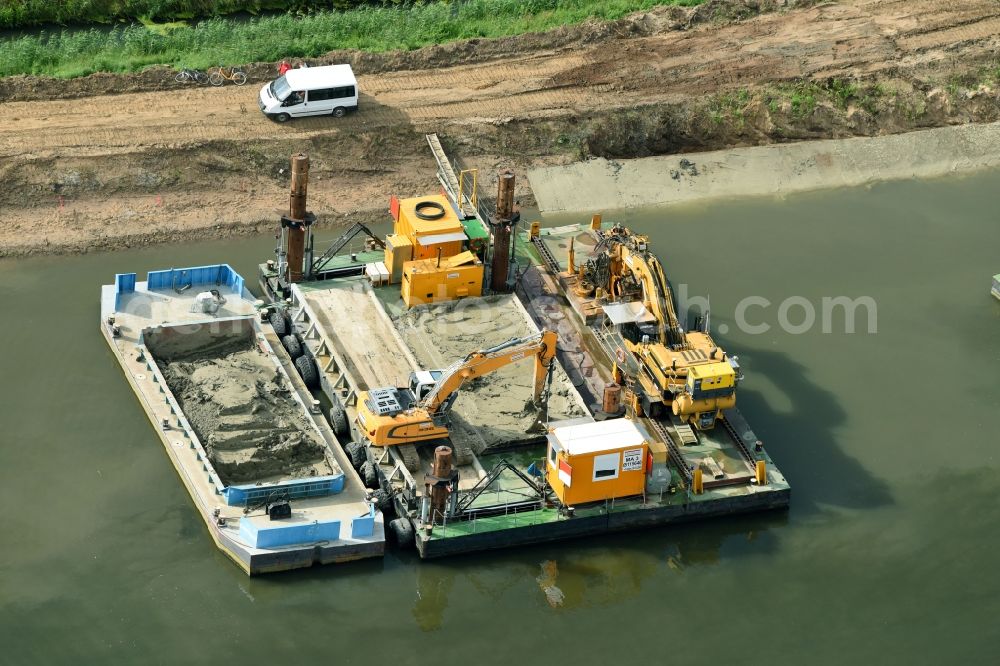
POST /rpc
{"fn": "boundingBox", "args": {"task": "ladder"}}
[674,423,699,445]
[426,133,476,218]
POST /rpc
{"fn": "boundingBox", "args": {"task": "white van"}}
[258,64,358,122]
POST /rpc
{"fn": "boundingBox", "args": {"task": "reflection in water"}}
[411,510,789,624]
[536,561,565,607]
[412,565,455,632]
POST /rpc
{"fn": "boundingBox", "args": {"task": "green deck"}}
[461,215,490,242]
[423,465,756,542]
[314,249,385,274]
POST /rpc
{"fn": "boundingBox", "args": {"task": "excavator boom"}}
[421,330,558,415]
[356,330,558,447]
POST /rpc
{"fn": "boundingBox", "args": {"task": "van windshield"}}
[269,75,291,102]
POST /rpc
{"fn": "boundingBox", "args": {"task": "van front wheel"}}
[274,113,290,123]
[332,107,346,118]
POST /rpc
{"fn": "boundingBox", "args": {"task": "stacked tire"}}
[344,441,366,470]
[282,334,302,359]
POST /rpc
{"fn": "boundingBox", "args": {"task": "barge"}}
[254,139,789,563]
[103,138,789,574]
[100,264,383,574]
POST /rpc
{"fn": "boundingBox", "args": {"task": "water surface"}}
[1,171,999,663]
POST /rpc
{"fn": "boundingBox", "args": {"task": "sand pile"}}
[161,344,332,485]
[392,295,586,453]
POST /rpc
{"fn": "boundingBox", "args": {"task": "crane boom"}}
[582,224,738,429]
[619,243,683,346]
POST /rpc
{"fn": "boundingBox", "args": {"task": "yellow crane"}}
[586,225,739,430]
[356,330,558,447]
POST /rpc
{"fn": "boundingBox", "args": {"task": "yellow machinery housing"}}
[546,419,648,505]
[388,194,485,307]
[357,330,558,447]
[401,251,484,307]
[384,233,413,284]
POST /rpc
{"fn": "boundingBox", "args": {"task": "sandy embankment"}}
[528,122,1000,213]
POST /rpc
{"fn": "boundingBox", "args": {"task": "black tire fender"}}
[360,461,378,489]
[268,310,288,336]
[345,441,366,470]
[294,354,319,389]
[389,518,415,549]
[282,334,303,359]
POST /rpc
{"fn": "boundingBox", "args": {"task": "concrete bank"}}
[528,122,1000,213]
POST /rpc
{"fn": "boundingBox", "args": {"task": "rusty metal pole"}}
[430,445,453,521]
[602,382,622,414]
[496,170,515,221]
[490,171,516,292]
[286,153,310,283]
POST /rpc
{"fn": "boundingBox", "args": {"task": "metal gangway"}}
[307,221,385,278]
[426,133,483,220]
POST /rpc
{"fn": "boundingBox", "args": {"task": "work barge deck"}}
[253,138,790,564]
[103,140,788,575]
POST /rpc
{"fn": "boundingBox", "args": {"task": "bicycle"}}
[208,66,247,86]
[174,68,208,84]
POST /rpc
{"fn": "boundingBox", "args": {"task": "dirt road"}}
[3,0,1000,256]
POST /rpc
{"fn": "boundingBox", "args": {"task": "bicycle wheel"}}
[174,71,187,83]
[209,72,224,86]
[232,72,247,86]
[194,71,209,84]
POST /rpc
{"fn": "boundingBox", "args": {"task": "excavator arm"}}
[620,244,684,347]
[421,330,558,415]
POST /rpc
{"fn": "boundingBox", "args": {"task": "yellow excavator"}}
[356,330,558,447]
[584,225,739,430]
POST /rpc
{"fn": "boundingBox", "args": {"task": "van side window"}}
[308,88,333,102]
[308,86,356,102]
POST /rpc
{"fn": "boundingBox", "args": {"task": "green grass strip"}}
[0,0,701,79]
[0,2,374,29]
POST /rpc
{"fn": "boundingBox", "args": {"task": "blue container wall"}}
[223,474,346,507]
[239,518,342,549]
[146,264,244,294]
[351,506,376,538]
[114,272,137,310]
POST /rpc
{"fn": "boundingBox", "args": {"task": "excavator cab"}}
[408,370,444,401]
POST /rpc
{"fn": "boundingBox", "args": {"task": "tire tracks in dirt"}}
[3,0,1000,256]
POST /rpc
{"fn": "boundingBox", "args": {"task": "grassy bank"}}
[0,0,700,79]
[0,1,339,29]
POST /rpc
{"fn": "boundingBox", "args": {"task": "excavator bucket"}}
[526,406,549,435]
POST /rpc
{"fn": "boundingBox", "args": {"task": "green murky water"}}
[1,170,999,663]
